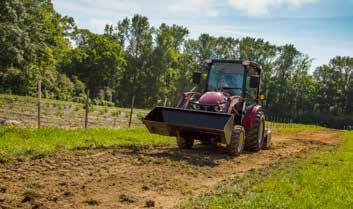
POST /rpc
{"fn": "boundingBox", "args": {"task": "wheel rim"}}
[238,132,245,152]
[258,120,264,145]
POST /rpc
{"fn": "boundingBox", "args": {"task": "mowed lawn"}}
[184,131,353,209]
[0,127,174,162]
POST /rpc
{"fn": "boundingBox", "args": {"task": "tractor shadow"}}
[122,144,256,168]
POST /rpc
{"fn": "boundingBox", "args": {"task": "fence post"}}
[37,80,41,128]
[128,95,135,128]
[163,97,168,107]
[84,89,90,129]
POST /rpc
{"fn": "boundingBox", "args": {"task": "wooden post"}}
[84,89,90,129]
[37,80,41,128]
[128,95,135,128]
[163,97,168,107]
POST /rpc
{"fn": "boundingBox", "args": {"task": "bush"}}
[136,112,145,121]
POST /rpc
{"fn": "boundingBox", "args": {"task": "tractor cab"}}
[206,61,246,96]
[190,60,263,113]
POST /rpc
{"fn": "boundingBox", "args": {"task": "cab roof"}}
[207,59,262,73]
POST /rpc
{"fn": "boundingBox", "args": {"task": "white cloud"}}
[228,0,319,16]
[53,0,221,33]
[168,0,219,17]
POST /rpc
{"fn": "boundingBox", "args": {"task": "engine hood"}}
[198,92,227,105]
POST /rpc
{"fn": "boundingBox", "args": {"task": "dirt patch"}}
[0,130,339,209]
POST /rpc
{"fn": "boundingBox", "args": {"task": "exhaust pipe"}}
[143,106,234,144]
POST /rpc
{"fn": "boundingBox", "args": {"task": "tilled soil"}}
[0,130,339,209]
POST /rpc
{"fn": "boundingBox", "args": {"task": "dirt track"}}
[0,130,339,209]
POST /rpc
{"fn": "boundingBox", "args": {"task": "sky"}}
[52,0,353,69]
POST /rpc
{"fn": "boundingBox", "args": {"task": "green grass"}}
[269,121,326,133]
[0,127,174,162]
[184,131,352,209]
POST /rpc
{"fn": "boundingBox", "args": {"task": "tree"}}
[63,30,126,103]
[314,56,353,115]
[152,23,189,106]
[0,0,74,98]
[113,15,154,107]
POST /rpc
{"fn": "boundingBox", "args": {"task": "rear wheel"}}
[177,136,194,149]
[227,125,245,156]
[245,110,265,152]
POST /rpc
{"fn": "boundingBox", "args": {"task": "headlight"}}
[214,104,225,112]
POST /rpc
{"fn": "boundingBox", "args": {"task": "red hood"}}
[198,92,227,105]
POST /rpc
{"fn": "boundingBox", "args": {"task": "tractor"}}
[143,59,271,156]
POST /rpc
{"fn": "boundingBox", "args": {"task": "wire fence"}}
[0,83,352,130]
[0,89,146,129]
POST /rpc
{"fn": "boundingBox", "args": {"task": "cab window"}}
[207,63,245,96]
[246,67,259,104]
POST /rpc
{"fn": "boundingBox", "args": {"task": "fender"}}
[244,105,262,129]
[177,92,196,109]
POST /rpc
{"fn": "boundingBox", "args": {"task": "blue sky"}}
[52,0,353,69]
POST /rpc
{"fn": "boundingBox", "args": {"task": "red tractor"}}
[143,59,271,156]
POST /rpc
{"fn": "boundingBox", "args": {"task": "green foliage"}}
[184,131,353,209]
[0,0,81,100]
[63,29,126,102]
[112,110,121,118]
[74,105,82,111]
[314,56,353,115]
[0,127,174,161]
[55,110,64,117]
[1,2,352,128]
[98,107,109,115]
[136,112,146,121]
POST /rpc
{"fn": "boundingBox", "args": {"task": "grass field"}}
[0,121,326,162]
[268,122,326,132]
[184,131,352,209]
[0,127,174,162]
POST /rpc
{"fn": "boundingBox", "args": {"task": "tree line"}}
[0,0,352,128]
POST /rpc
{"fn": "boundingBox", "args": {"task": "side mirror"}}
[193,72,201,85]
[249,76,260,88]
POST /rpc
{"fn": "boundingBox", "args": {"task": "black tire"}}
[227,125,245,156]
[177,136,194,149]
[245,109,265,152]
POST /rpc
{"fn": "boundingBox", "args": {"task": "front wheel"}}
[227,125,245,156]
[177,136,194,149]
[245,109,265,152]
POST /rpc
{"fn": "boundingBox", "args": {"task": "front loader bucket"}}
[143,106,234,144]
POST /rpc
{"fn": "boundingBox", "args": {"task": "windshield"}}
[207,63,245,96]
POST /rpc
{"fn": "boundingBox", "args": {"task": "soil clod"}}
[145,199,155,208]
[119,194,137,204]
